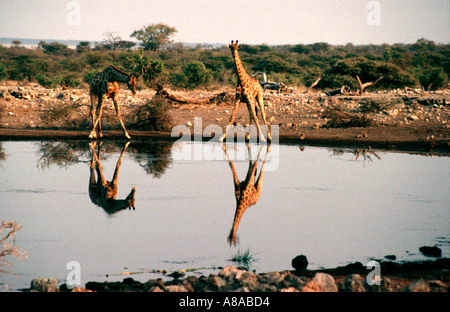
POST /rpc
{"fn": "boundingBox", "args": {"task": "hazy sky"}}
[0,0,448,45]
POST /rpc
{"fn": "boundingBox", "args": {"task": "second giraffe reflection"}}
[223,143,271,246]
[89,141,136,215]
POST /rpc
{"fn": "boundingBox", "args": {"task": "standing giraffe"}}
[89,65,137,140]
[221,40,271,142]
[223,143,271,246]
[88,141,136,215]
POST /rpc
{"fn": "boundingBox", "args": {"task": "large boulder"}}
[302,273,338,292]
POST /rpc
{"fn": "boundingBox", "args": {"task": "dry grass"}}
[321,105,376,128]
[358,97,403,113]
[40,102,89,129]
[127,95,174,131]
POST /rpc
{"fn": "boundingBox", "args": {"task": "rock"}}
[207,274,227,291]
[219,265,240,280]
[30,278,59,292]
[429,280,447,288]
[276,271,305,290]
[302,273,338,292]
[258,271,282,286]
[385,255,396,261]
[340,274,366,292]
[292,255,308,272]
[71,287,94,292]
[408,279,430,292]
[280,287,299,292]
[440,269,449,282]
[182,276,198,292]
[165,284,188,292]
[419,246,442,257]
[167,270,185,279]
[149,286,164,292]
[239,272,259,291]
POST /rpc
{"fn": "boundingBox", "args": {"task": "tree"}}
[116,40,136,51]
[102,31,121,50]
[133,49,165,87]
[182,61,212,89]
[38,41,72,56]
[11,40,22,48]
[131,23,177,51]
[76,41,91,53]
[418,67,448,90]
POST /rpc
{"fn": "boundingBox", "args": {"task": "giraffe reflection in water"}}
[89,141,136,214]
[222,143,271,246]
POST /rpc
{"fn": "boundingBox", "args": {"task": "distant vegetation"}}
[0,24,448,92]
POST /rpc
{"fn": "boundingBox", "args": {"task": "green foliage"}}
[132,50,165,87]
[320,57,416,89]
[229,248,258,271]
[180,61,212,89]
[35,74,61,88]
[418,67,448,90]
[38,41,74,56]
[131,23,177,51]
[0,36,448,91]
[0,62,7,81]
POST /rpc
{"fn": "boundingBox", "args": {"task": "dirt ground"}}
[0,82,449,155]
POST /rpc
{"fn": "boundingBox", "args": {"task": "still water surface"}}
[0,140,449,290]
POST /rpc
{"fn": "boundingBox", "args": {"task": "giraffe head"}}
[228,40,240,58]
[127,75,137,96]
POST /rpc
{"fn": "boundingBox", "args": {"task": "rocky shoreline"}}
[25,257,450,293]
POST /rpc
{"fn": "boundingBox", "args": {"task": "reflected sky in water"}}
[0,141,449,290]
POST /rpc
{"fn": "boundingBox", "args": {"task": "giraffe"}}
[88,65,137,140]
[88,141,136,215]
[221,40,271,143]
[222,143,271,246]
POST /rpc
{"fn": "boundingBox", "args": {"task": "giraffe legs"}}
[221,97,267,142]
[89,95,97,139]
[89,96,104,139]
[221,98,240,142]
[247,99,266,143]
[112,96,131,140]
[256,92,271,141]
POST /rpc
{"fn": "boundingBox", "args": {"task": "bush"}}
[40,102,89,129]
[181,61,212,89]
[320,57,416,90]
[322,106,376,128]
[83,71,97,84]
[133,50,166,87]
[418,67,448,90]
[36,74,58,88]
[127,95,173,131]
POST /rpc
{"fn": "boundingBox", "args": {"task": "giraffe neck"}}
[230,200,249,242]
[233,52,249,84]
[102,65,131,84]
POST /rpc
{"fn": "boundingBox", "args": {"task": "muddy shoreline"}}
[1,127,449,156]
